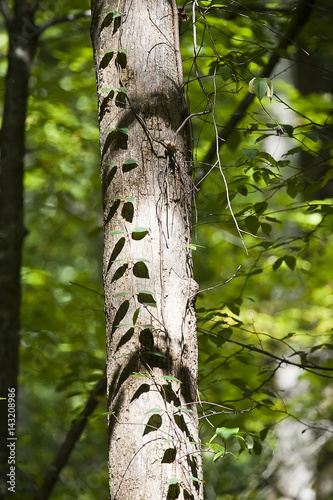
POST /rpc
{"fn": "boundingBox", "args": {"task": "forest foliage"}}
[0,0,332,498]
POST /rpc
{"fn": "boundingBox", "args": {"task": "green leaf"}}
[143,414,162,435]
[98,49,115,56]
[115,353,132,359]
[105,127,128,136]
[260,428,269,441]
[282,124,294,137]
[145,408,164,414]
[103,162,118,167]
[132,227,149,240]
[215,427,240,441]
[187,243,205,250]
[98,88,115,94]
[273,257,283,271]
[242,148,259,162]
[259,152,278,168]
[168,477,181,486]
[174,407,193,414]
[132,372,150,378]
[261,223,272,235]
[213,450,225,462]
[108,231,124,236]
[122,159,138,173]
[118,86,127,94]
[264,77,273,100]
[144,351,166,358]
[227,302,240,316]
[123,158,138,165]
[138,291,156,307]
[248,77,268,101]
[284,255,296,270]
[99,10,121,18]
[254,201,268,215]
[219,65,233,81]
[237,432,254,451]
[133,261,149,279]
[304,131,319,142]
[245,215,260,234]
[162,375,182,384]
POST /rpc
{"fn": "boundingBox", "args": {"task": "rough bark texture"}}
[90,1,203,498]
[0,3,38,495]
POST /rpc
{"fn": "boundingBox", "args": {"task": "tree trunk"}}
[90,1,203,498]
[0,4,38,495]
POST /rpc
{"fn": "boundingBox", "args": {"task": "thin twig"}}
[192,265,241,297]
[69,281,104,297]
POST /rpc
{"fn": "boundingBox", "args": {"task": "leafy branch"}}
[201,0,316,168]
[35,378,106,500]
[198,326,333,379]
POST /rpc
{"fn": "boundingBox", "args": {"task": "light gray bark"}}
[90,1,203,498]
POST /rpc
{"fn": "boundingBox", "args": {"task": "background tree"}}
[0,1,38,483]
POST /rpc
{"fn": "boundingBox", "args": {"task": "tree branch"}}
[199,327,333,379]
[37,9,91,36]
[35,377,107,500]
[202,0,316,168]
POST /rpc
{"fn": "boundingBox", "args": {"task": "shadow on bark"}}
[106,236,125,275]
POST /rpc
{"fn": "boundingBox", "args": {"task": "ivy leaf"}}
[213,449,225,462]
[99,10,121,18]
[237,432,254,451]
[168,477,181,485]
[123,158,138,166]
[145,408,164,414]
[108,230,124,236]
[133,261,149,279]
[132,227,149,240]
[305,131,319,142]
[264,77,273,100]
[112,291,130,298]
[137,291,156,307]
[249,77,272,101]
[162,375,182,384]
[132,372,150,378]
[242,148,259,162]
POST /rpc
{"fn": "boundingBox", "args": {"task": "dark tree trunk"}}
[0,4,38,496]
